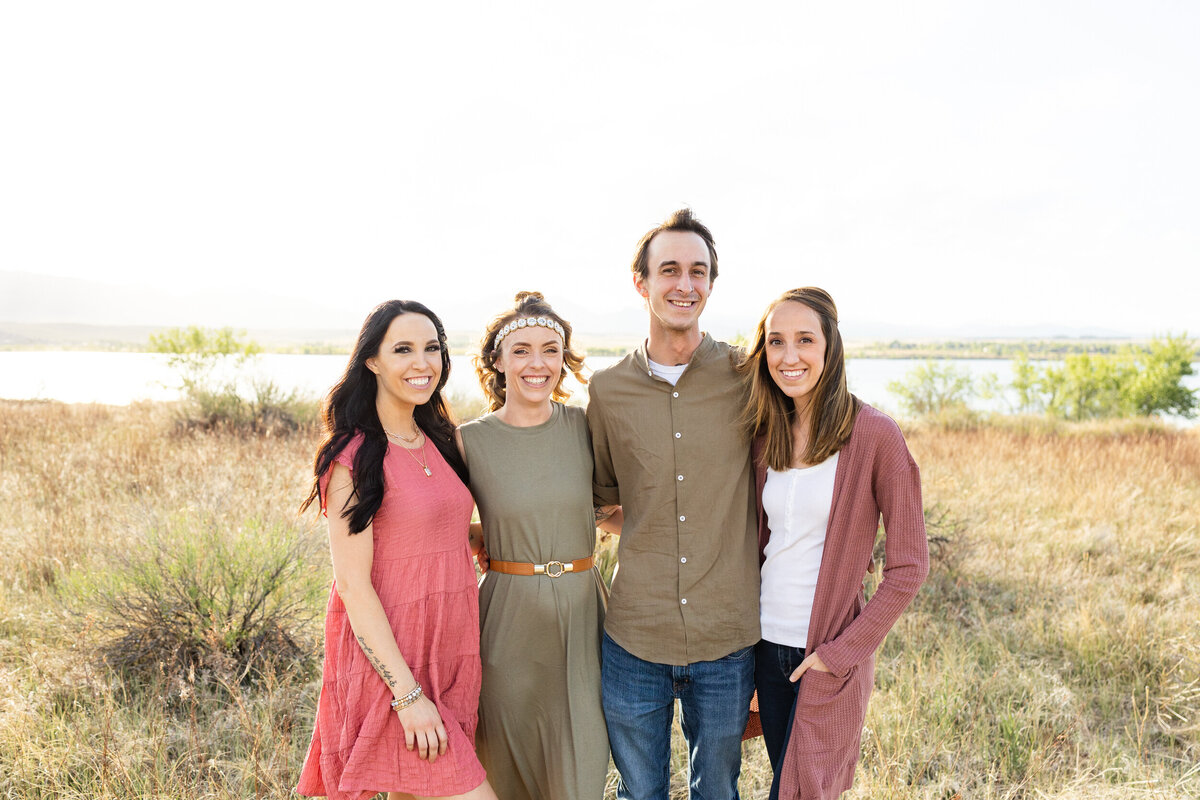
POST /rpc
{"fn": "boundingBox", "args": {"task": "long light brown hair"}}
[738,287,860,471]
[474,291,587,412]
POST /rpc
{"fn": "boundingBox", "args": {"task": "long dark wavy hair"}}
[737,287,860,470]
[300,300,469,533]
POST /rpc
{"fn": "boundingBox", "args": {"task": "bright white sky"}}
[2,1,1198,338]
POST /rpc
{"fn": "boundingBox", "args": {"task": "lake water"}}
[1,352,1197,423]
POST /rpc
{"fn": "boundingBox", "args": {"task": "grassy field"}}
[0,400,1197,799]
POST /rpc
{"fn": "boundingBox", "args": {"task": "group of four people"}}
[294,209,930,800]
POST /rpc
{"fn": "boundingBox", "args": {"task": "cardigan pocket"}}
[791,666,869,755]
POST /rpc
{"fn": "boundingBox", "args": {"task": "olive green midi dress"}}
[459,402,609,800]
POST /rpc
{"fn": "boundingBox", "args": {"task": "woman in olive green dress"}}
[455,292,618,800]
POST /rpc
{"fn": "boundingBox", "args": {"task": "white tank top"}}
[759,452,838,647]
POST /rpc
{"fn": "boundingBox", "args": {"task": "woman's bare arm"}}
[326,463,448,763]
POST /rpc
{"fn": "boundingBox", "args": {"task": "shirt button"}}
[674,432,681,438]
[681,598,688,604]
[680,557,687,563]
[673,392,679,398]
[679,515,686,522]
[677,474,684,481]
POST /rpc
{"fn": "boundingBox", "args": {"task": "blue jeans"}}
[754,640,806,800]
[602,631,755,800]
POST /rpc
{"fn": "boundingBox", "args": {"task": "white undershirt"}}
[759,452,839,647]
[647,358,687,386]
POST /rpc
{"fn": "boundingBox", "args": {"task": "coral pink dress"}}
[296,433,486,799]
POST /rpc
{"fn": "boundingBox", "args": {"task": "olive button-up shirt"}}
[587,334,760,666]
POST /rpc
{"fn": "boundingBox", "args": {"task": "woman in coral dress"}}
[297,299,497,800]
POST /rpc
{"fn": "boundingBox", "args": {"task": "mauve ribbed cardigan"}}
[754,404,929,800]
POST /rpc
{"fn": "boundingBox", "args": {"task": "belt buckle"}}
[540,560,565,578]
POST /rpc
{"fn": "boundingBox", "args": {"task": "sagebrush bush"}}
[147,326,321,434]
[68,512,326,688]
[178,379,320,435]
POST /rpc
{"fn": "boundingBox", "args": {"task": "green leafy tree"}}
[148,326,261,393]
[1123,334,1197,418]
[1040,352,1126,420]
[887,360,976,418]
[1014,334,1197,420]
[147,327,313,431]
[1009,351,1044,414]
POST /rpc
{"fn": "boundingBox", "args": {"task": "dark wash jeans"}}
[754,639,807,800]
[601,631,755,800]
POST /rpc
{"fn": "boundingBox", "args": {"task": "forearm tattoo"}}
[356,634,398,691]
[594,505,615,524]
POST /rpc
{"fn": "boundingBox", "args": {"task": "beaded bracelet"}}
[390,683,423,711]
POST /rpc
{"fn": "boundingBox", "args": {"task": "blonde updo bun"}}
[513,290,545,304]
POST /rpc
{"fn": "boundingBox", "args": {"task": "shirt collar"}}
[632,332,716,378]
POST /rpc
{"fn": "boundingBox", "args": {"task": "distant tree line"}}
[888,335,1198,421]
[860,338,1200,360]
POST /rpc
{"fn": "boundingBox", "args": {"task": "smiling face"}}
[764,300,827,413]
[635,230,713,336]
[365,312,443,412]
[495,324,564,410]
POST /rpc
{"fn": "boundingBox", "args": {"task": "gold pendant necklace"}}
[384,428,432,477]
[405,439,432,477]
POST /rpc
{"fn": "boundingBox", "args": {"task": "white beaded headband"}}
[493,316,566,351]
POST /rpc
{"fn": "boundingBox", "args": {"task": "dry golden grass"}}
[1,401,1197,799]
[0,400,323,799]
[855,422,1200,799]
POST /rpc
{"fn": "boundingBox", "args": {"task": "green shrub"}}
[149,327,319,433]
[68,513,325,687]
[1123,335,1198,418]
[183,379,320,434]
[149,326,260,393]
[1022,334,1197,421]
[1009,351,1044,414]
[891,336,1198,423]
[887,360,977,418]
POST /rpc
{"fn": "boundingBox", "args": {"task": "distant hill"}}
[1,269,1143,351]
[0,321,365,352]
[0,270,359,330]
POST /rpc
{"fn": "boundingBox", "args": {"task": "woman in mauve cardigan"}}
[739,288,929,800]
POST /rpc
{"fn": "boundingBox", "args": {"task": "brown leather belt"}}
[488,555,595,578]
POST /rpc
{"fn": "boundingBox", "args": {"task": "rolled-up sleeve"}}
[587,382,620,507]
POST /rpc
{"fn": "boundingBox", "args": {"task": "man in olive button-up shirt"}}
[589,209,760,800]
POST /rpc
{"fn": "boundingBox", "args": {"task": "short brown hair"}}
[474,291,587,412]
[630,208,719,282]
[737,287,859,470]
